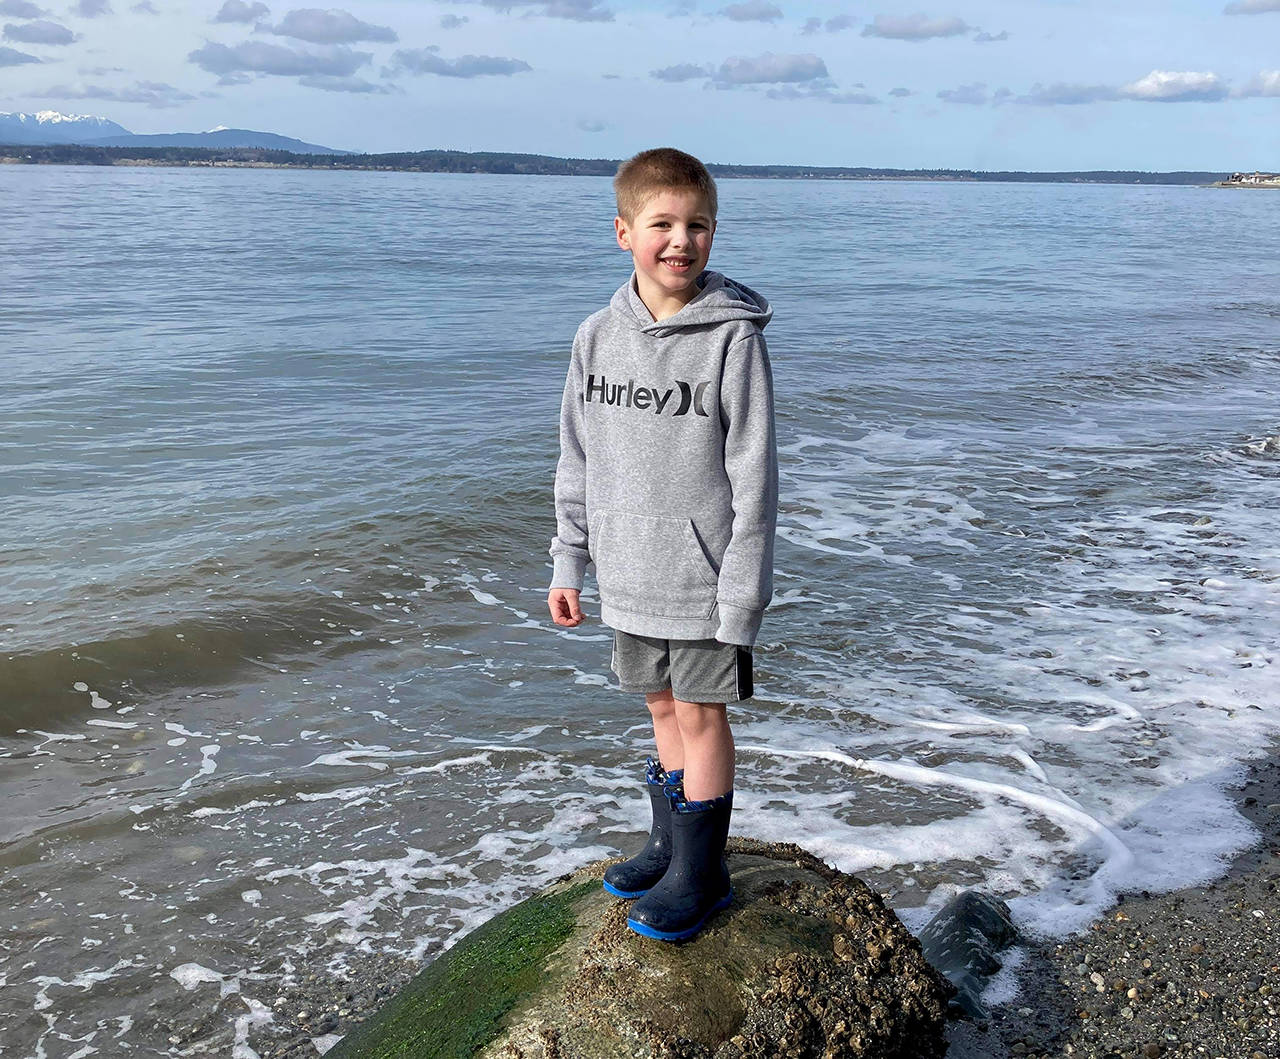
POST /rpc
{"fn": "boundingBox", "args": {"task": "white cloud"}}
[1017,73,1231,106]
[654,52,871,103]
[131,1,158,12]
[388,47,531,77]
[0,42,38,62]
[1224,0,1280,13]
[3,17,73,42]
[543,0,611,17]
[973,29,1007,43]
[298,73,391,92]
[0,0,45,17]
[266,8,397,44]
[862,13,968,40]
[213,0,269,24]
[767,83,878,103]
[71,0,111,16]
[803,13,857,32]
[1018,82,1119,105]
[1120,69,1228,102]
[651,62,712,81]
[937,81,987,104]
[482,0,613,21]
[440,13,468,28]
[714,51,828,84]
[45,80,197,107]
[719,0,782,21]
[1236,69,1280,96]
[576,117,606,131]
[189,39,370,77]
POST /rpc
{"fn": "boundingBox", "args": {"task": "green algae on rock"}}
[328,838,955,1058]
[325,879,598,1059]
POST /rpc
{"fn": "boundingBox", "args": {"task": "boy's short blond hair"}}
[613,147,718,224]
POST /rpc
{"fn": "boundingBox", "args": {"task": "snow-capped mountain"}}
[0,110,131,144]
[0,111,350,153]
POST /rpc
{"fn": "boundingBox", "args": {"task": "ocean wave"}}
[0,603,361,734]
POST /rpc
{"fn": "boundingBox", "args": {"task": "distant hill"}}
[0,110,129,145]
[0,111,349,154]
[83,126,352,155]
[0,141,1231,186]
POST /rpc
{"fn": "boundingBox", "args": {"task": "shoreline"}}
[244,741,1280,1058]
[0,148,1230,186]
[945,737,1279,1059]
[0,156,1216,185]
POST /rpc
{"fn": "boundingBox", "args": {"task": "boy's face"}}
[614,188,716,309]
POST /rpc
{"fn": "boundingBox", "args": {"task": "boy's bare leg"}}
[672,698,734,801]
[645,689,684,773]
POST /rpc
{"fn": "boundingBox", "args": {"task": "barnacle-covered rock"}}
[328,838,954,1059]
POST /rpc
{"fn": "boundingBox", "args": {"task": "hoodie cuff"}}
[714,602,763,647]
[550,552,588,592]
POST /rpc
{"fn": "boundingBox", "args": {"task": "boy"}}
[546,147,777,942]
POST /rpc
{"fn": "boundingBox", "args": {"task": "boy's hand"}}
[548,588,584,628]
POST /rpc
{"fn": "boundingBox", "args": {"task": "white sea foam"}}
[32,958,142,1012]
[178,744,221,792]
[233,996,273,1059]
[304,746,419,771]
[172,962,234,994]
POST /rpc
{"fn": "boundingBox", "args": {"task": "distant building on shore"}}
[1223,171,1280,186]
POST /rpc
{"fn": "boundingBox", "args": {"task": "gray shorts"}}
[610,629,754,703]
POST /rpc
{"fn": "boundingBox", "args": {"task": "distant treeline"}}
[0,143,1229,185]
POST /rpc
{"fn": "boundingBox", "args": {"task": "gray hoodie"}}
[548,270,777,646]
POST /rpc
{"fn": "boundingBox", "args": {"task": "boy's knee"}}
[646,688,676,720]
[672,697,726,735]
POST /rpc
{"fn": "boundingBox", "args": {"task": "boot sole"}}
[602,879,651,899]
[625,889,733,942]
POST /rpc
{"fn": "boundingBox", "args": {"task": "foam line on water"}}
[740,743,1134,874]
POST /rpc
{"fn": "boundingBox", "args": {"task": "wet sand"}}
[945,739,1280,1059]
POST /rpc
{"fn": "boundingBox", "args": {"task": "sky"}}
[0,0,1277,169]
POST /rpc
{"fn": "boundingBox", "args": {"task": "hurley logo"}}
[585,373,710,417]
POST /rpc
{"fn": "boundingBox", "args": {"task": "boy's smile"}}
[614,189,717,321]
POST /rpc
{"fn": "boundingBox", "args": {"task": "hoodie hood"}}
[610,270,772,338]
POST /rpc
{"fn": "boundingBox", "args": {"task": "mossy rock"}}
[328,838,955,1059]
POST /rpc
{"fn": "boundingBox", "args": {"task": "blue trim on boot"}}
[602,877,649,899]
[672,788,731,814]
[626,789,733,942]
[627,888,734,941]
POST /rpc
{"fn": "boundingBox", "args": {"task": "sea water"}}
[1,165,1277,1056]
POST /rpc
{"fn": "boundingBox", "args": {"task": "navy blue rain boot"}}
[626,789,733,942]
[602,759,685,899]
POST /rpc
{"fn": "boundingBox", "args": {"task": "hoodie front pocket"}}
[595,510,718,619]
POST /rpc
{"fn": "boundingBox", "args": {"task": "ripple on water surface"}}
[0,167,1277,1057]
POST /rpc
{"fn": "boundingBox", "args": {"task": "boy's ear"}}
[614,215,631,251]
